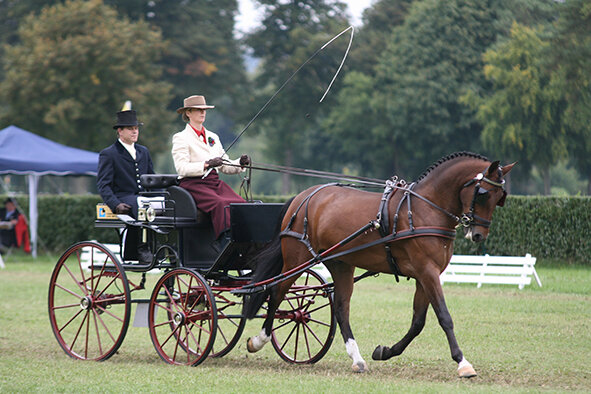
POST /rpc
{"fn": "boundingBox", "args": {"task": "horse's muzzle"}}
[464,227,486,243]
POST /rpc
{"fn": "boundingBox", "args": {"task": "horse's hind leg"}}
[326,261,368,373]
[246,281,291,353]
[372,279,429,362]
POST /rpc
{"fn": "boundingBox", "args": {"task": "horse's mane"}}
[415,151,489,183]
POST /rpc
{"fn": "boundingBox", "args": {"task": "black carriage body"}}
[94,177,284,272]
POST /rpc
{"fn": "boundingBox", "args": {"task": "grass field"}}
[1,253,590,393]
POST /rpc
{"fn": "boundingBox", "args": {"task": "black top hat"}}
[113,110,144,129]
[4,198,14,204]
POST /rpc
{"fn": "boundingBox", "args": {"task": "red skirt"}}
[179,172,245,237]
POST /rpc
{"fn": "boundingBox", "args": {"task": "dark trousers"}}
[179,172,245,238]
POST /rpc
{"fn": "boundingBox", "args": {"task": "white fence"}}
[440,253,542,290]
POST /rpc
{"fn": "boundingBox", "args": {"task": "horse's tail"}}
[242,197,295,319]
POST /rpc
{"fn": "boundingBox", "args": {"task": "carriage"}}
[47,174,336,366]
[48,152,514,377]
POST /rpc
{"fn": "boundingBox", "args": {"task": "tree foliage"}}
[472,22,568,194]
[547,0,591,193]
[347,0,413,75]
[333,0,506,179]
[0,0,174,154]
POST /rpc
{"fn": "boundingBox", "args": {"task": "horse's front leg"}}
[420,273,477,378]
[372,273,476,378]
[326,262,368,373]
[372,279,429,361]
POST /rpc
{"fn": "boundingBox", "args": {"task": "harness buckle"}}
[460,214,472,227]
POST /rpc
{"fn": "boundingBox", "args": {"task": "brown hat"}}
[176,95,215,113]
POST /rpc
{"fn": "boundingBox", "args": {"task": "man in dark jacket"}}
[97,110,154,217]
[97,110,154,263]
[0,198,19,253]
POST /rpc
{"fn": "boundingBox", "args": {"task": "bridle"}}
[459,171,507,229]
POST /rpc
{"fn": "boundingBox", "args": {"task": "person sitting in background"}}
[0,198,19,253]
[171,95,250,251]
[97,109,155,263]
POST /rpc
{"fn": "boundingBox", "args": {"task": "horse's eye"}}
[474,187,490,205]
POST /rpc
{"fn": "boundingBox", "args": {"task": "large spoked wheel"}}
[48,241,131,361]
[148,268,217,366]
[210,284,247,358]
[271,269,336,364]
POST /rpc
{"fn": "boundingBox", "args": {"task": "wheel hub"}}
[173,312,185,326]
[80,296,92,310]
[293,309,311,323]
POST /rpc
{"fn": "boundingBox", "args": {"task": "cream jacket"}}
[172,124,243,178]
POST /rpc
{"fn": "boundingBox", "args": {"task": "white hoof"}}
[457,358,477,378]
[352,360,369,373]
[246,337,258,353]
[247,329,270,353]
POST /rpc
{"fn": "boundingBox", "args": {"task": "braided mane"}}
[416,151,489,183]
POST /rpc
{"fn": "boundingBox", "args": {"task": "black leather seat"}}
[139,174,210,224]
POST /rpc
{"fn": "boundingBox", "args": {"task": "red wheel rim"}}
[48,242,130,361]
[148,268,217,366]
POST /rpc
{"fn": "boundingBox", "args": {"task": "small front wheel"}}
[148,268,217,366]
[48,241,131,361]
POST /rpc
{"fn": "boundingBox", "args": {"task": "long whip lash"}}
[225,25,355,153]
[203,26,354,180]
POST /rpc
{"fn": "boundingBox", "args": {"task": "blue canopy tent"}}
[0,125,98,257]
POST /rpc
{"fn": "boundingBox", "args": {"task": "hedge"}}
[3,194,590,264]
[453,196,591,263]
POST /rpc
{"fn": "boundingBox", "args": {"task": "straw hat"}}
[176,95,215,113]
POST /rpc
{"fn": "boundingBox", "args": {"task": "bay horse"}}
[243,152,515,377]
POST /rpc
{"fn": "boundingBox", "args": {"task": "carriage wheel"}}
[148,268,217,366]
[210,286,247,358]
[271,269,336,364]
[48,241,131,361]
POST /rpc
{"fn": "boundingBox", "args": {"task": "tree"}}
[245,0,350,193]
[548,0,591,194]
[472,22,569,195]
[347,0,413,75]
[361,0,504,178]
[0,0,174,154]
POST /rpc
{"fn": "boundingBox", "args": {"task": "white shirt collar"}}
[118,139,136,160]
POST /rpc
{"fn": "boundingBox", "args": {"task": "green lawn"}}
[0,254,590,393]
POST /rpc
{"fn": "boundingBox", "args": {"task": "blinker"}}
[474,186,490,205]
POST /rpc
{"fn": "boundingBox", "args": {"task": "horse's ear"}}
[486,161,500,177]
[501,161,516,176]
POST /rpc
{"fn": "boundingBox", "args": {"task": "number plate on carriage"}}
[96,203,118,219]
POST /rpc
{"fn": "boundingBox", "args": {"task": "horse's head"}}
[458,160,515,242]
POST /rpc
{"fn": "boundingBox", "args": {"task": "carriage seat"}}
[140,174,179,189]
[139,174,210,225]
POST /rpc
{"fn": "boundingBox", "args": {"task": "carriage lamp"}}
[146,207,156,222]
